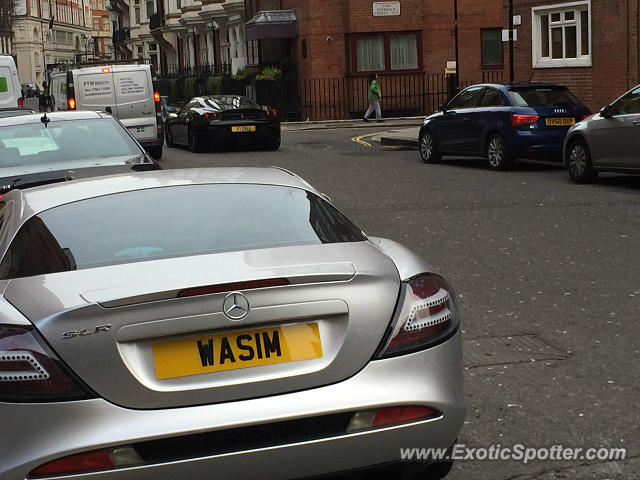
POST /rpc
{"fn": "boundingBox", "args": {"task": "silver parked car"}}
[0,168,464,480]
[564,84,640,183]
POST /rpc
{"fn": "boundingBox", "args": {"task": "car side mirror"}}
[601,105,614,118]
[168,112,178,119]
[439,103,448,112]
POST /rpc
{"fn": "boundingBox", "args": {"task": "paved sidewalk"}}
[281,116,423,132]
[377,127,420,148]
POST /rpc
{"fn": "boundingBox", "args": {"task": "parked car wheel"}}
[486,133,513,170]
[566,138,598,184]
[188,128,200,153]
[165,127,174,147]
[148,146,163,160]
[419,130,441,163]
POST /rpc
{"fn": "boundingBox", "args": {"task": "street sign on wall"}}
[373,1,400,16]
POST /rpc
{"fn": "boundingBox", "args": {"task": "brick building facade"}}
[506,0,639,112]
[247,0,639,119]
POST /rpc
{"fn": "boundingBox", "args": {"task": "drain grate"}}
[463,334,569,368]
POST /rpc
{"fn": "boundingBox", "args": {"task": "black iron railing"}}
[297,72,490,121]
[164,63,231,78]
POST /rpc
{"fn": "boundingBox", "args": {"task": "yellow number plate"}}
[545,117,575,126]
[231,125,256,133]
[153,323,323,380]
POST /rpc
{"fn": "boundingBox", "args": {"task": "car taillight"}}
[68,97,76,110]
[154,91,161,102]
[375,274,459,358]
[17,97,23,108]
[203,111,217,121]
[0,325,93,402]
[511,113,539,127]
[266,108,278,120]
[30,446,144,478]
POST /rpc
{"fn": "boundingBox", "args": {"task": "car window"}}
[0,118,141,164]
[447,87,483,110]
[508,87,581,106]
[0,184,367,279]
[204,96,261,110]
[611,87,640,115]
[178,101,195,116]
[479,88,504,107]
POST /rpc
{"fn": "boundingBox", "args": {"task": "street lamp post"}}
[454,0,459,91]
[509,0,514,82]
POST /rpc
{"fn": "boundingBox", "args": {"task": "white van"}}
[49,64,163,159]
[0,55,23,110]
[48,72,68,112]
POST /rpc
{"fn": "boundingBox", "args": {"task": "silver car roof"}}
[0,110,107,127]
[3,167,321,219]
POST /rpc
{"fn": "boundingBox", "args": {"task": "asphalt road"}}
[159,127,640,480]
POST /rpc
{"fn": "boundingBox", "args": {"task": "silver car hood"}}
[5,241,401,409]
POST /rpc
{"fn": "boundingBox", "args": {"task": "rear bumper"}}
[0,331,464,480]
[508,127,569,161]
[196,122,280,145]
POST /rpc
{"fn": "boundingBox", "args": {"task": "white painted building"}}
[13,0,92,85]
[116,0,247,75]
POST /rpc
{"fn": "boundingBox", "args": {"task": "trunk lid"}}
[5,242,399,409]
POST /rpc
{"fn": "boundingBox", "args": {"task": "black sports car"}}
[165,95,281,152]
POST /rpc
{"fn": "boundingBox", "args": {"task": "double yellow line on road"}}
[351,131,388,147]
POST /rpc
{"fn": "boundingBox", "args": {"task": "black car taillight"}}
[203,111,217,121]
[0,325,94,402]
[375,274,459,358]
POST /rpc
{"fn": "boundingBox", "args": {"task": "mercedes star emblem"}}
[222,291,250,321]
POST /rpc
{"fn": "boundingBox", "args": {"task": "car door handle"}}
[633,121,640,126]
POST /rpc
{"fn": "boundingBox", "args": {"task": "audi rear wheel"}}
[486,133,513,170]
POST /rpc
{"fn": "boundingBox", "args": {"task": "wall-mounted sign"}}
[502,29,517,41]
[373,1,400,17]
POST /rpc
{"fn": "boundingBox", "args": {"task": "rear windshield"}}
[508,87,581,107]
[0,184,366,279]
[204,96,260,110]
[0,118,141,165]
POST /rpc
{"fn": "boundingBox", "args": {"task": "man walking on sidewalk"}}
[363,74,383,122]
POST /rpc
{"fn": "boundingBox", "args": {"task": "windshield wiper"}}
[1,175,69,194]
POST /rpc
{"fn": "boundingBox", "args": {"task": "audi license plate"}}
[545,117,575,126]
[152,323,322,379]
[231,125,256,133]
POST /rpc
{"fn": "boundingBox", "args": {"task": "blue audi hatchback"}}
[419,83,591,170]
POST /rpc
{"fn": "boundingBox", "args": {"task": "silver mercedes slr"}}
[0,168,464,480]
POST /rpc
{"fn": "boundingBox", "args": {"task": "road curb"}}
[282,118,423,132]
[379,136,419,148]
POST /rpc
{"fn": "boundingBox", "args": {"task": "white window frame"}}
[531,1,591,68]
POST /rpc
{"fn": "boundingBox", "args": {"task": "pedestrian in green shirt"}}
[363,73,383,122]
